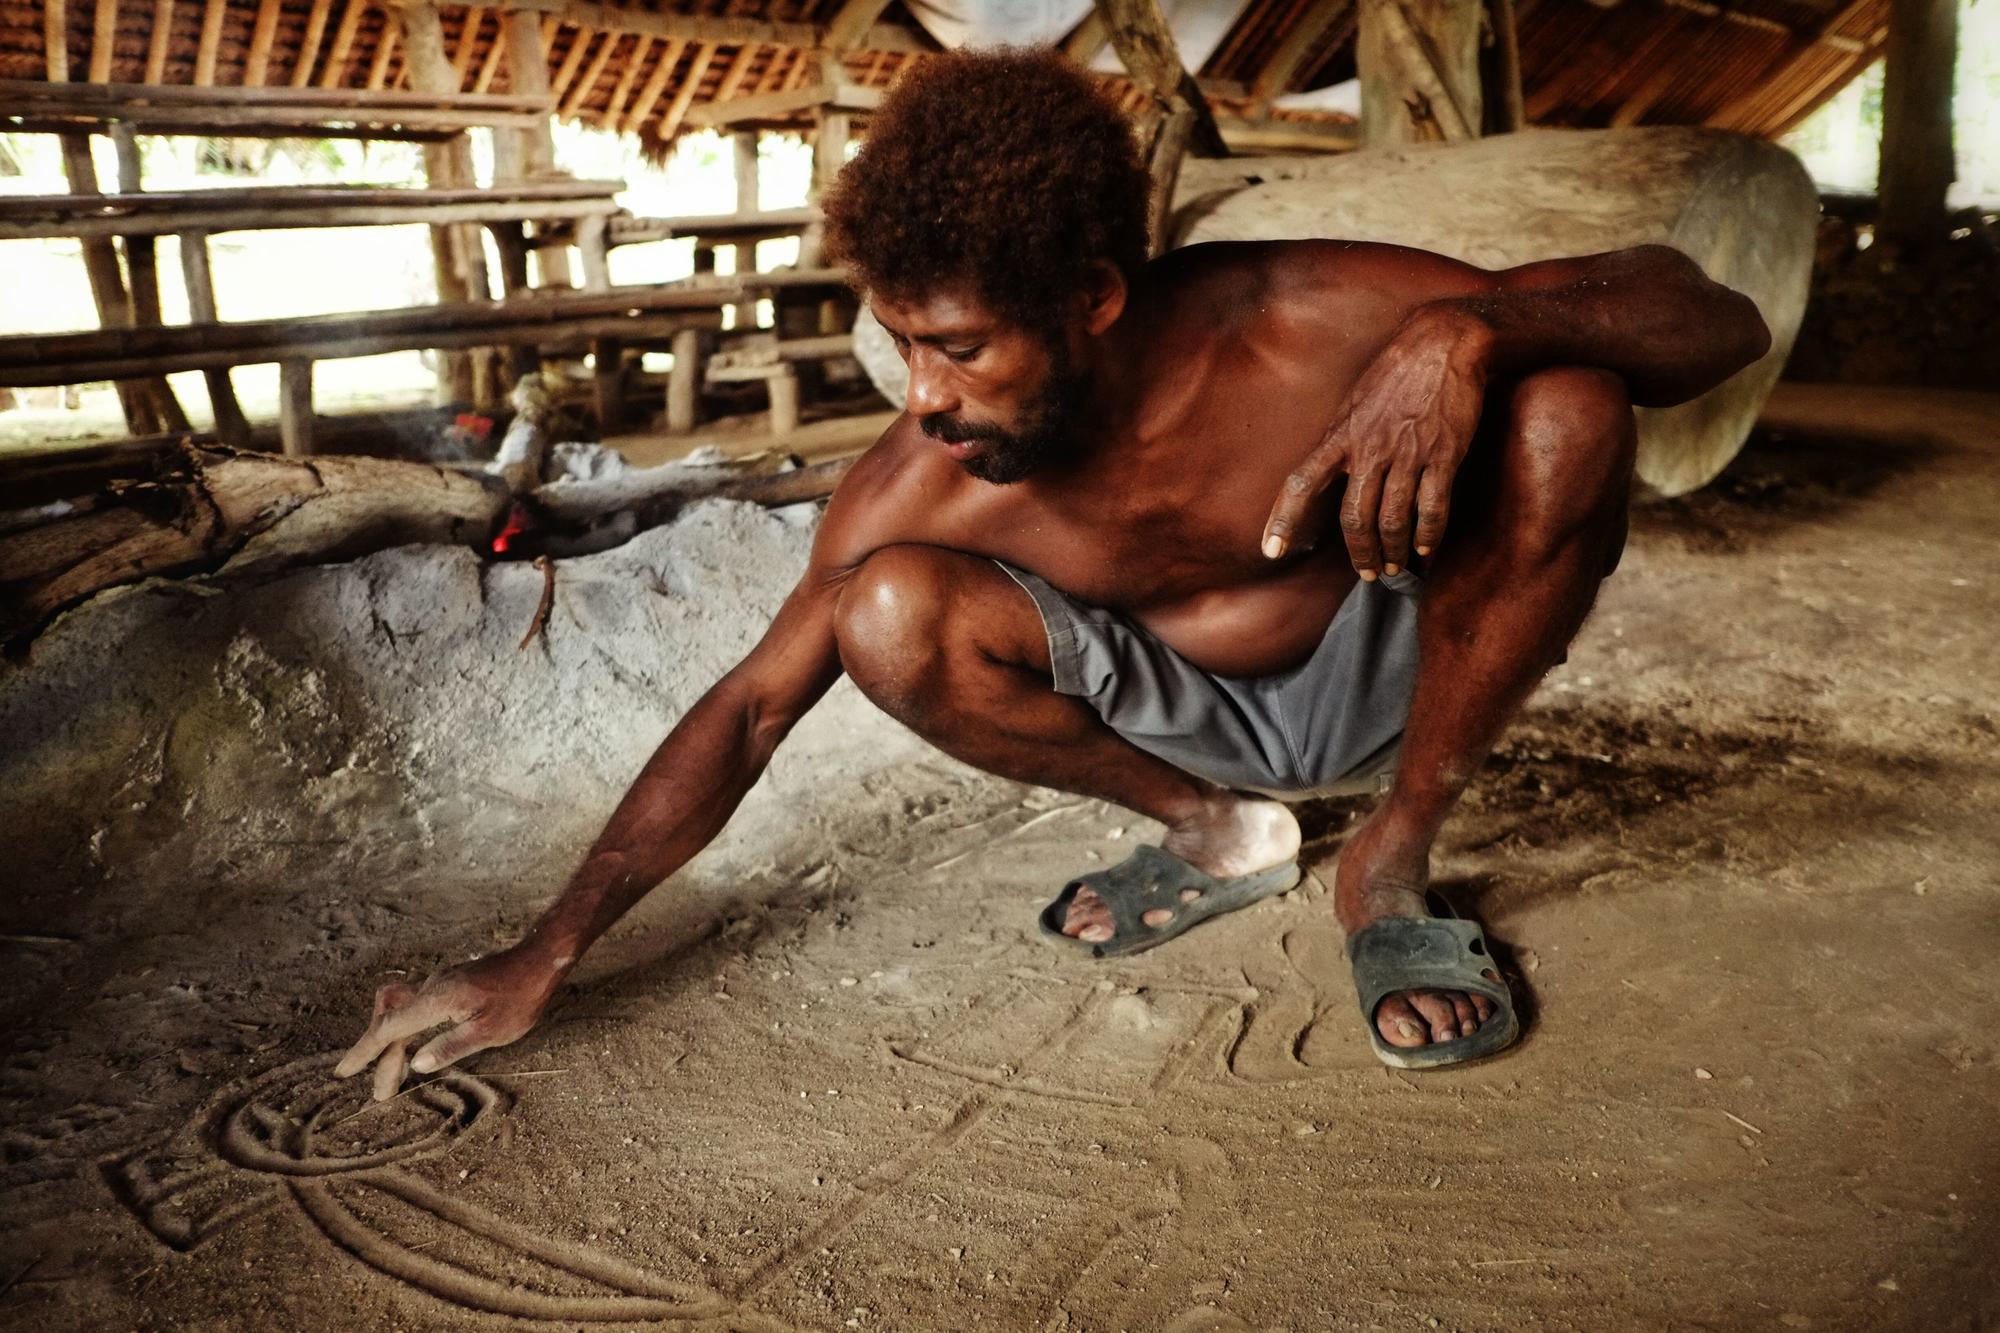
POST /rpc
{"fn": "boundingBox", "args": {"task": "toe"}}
[1449,992,1478,1038]
[1471,992,1494,1023]
[1409,991,1462,1044]
[1375,994,1430,1048]
[1141,907,1174,928]
[1063,887,1107,939]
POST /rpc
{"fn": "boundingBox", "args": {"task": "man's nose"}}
[905,353,959,418]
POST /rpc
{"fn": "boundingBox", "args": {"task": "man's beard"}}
[919,352,1087,485]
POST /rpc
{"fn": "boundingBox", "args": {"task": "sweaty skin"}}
[337,238,1769,1089]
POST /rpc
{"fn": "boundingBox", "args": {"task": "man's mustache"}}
[919,413,1009,445]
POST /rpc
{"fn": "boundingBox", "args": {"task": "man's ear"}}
[1077,260,1127,336]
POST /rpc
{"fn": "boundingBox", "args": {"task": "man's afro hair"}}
[822,47,1151,325]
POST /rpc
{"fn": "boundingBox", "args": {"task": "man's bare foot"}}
[1061,797,1301,943]
[1332,814,1495,1050]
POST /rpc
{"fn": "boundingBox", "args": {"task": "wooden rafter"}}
[822,0,894,51]
[90,0,118,83]
[195,0,226,86]
[1062,8,1111,63]
[711,41,757,102]
[599,35,652,127]
[450,7,484,86]
[473,17,508,93]
[621,37,684,133]
[1097,0,1230,157]
[560,30,623,117]
[549,26,594,102]
[47,0,71,82]
[378,0,928,57]
[657,42,717,140]
[245,0,285,84]
[292,0,337,86]
[1247,0,1354,110]
[366,22,399,90]
[145,0,175,83]
[318,0,367,88]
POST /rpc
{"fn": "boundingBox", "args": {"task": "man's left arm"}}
[1261,243,1771,572]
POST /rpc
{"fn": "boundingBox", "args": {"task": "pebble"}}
[1694,1067,1714,1080]
[838,976,859,987]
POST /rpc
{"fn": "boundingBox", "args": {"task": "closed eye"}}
[945,345,983,364]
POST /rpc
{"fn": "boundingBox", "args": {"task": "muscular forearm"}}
[1429,245,1771,408]
[514,675,788,968]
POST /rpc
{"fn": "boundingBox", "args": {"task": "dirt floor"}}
[2,384,1997,1332]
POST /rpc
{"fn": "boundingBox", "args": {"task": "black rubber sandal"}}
[1037,844,1301,960]
[1346,916,1520,1069]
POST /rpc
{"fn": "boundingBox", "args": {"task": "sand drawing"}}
[1222,924,1355,1083]
[98,980,1254,1324]
[102,1054,732,1323]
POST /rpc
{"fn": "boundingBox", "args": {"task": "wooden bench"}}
[0,271,853,455]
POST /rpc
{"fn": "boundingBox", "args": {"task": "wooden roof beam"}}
[599,35,651,127]
[1246,0,1354,112]
[195,0,226,85]
[621,36,683,134]
[318,0,367,87]
[145,0,175,84]
[560,30,623,117]
[657,43,719,139]
[45,0,69,82]
[246,0,285,85]
[377,0,930,57]
[90,0,118,82]
[822,0,895,51]
[293,0,337,86]
[1061,9,1111,64]
[1097,0,1230,157]
[678,80,882,130]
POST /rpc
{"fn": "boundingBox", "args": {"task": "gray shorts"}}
[998,562,1422,799]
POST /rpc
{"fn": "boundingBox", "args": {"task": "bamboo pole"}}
[178,230,252,445]
[319,0,368,88]
[46,0,70,82]
[293,0,337,87]
[110,124,191,434]
[278,360,315,454]
[89,0,118,82]
[60,135,153,435]
[245,0,285,84]
[401,0,488,405]
[195,0,226,85]
[145,0,174,83]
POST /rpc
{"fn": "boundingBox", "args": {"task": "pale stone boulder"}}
[1171,126,1818,497]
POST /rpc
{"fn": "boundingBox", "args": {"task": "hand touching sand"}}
[335,945,569,1099]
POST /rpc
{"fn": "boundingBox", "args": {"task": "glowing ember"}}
[491,501,533,555]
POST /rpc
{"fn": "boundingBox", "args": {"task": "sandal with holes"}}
[1347,915,1520,1069]
[1037,844,1300,960]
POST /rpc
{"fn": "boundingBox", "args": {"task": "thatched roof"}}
[0,0,1887,148]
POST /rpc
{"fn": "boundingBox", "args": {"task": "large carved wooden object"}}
[1173,127,1818,497]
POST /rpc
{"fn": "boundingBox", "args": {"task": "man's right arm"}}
[336,441,915,1098]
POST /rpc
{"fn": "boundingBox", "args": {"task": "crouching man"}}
[339,48,1769,1085]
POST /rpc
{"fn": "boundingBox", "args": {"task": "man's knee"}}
[833,545,956,700]
[1504,367,1636,558]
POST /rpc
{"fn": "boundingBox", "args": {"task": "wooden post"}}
[729,129,759,329]
[400,0,488,405]
[667,326,699,433]
[178,230,251,445]
[110,124,191,433]
[592,337,625,432]
[767,366,799,436]
[488,222,541,380]
[1145,107,1194,257]
[575,213,612,292]
[797,110,849,270]
[59,134,154,435]
[278,359,315,454]
[1357,0,1482,145]
[1094,0,1229,158]
[1483,0,1524,134]
[1878,0,1957,245]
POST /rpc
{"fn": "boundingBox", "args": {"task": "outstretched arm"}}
[333,457,908,1097]
[1260,242,1771,573]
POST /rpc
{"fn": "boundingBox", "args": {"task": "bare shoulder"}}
[1145,239,1502,341]
[808,415,964,578]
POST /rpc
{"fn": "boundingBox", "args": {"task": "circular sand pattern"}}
[213,1057,503,1178]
